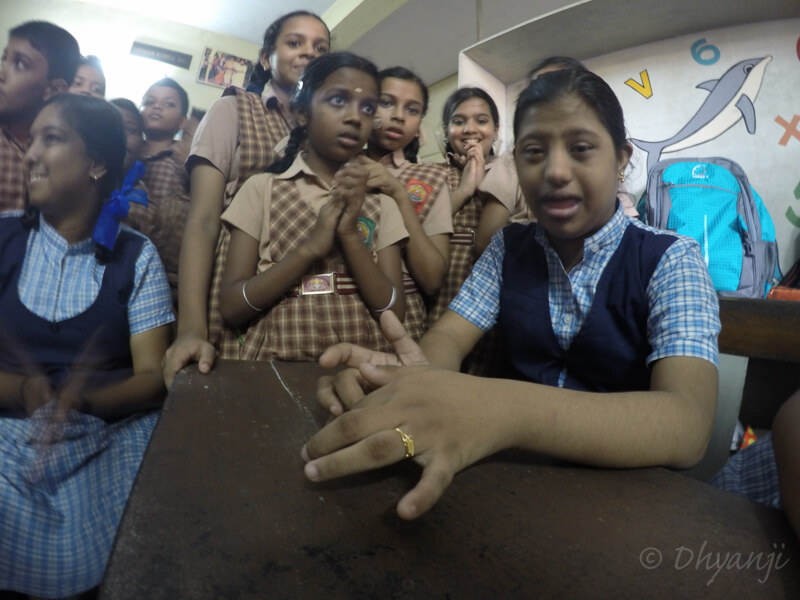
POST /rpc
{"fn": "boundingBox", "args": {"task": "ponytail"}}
[246,61,269,95]
[266,125,307,174]
[403,138,421,163]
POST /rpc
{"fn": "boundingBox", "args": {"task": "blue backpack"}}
[642,157,780,298]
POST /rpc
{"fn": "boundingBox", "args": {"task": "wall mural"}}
[631,56,772,173]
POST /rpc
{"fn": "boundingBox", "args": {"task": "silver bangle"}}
[242,280,263,312]
[375,286,397,313]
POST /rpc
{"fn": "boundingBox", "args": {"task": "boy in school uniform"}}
[138,78,196,299]
[0,21,80,212]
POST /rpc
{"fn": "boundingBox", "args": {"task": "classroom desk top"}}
[100,360,800,599]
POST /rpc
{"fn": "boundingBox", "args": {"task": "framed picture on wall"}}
[196,47,254,88]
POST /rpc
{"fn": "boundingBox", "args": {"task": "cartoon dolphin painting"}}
[632,56,772,173]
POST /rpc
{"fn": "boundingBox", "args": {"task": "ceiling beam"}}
[324,0,410,49]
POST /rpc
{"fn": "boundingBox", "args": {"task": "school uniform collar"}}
[534,200,627,255]
[262,83,297,129]
[37,212,94,257]
[275,152,331,189]
[143,141,179,162]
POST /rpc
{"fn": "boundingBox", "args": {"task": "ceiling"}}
[76,0,577,86]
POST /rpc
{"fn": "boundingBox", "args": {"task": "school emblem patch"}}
[406,178,432,215]
[356,216,376,247]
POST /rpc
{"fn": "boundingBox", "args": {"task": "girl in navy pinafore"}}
[0,95,173,597]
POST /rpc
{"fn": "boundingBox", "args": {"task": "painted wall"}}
[0,0,260,112]
[464,18,800,268]
[589,19,800,267]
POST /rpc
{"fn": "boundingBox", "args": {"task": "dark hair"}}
[110,97,144,133]
[376,66,429,163]
[22,95,127,261]
[9,21,80,84]
[246,11,330,95]
[527,56,587,80]
[441,87,499,158]
[266,52,379,175]
[514,69,627,153]
[146,77,189,116]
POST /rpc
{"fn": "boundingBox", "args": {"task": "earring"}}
[90,173,100,182]
[618,170,625,183]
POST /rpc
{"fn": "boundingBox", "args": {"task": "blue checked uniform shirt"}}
[5,211,174,333]
[450,203,720,387]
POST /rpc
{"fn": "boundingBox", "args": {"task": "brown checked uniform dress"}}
[220,153,408,361]
[188,83,292,354]
[0,127,26,213]
[126,125,196,302]
[428,157,508,376]
[383,150,453,341]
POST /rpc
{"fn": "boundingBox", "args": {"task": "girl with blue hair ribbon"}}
[0,94,173,597]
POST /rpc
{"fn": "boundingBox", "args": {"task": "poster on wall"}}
[196,47,254,88]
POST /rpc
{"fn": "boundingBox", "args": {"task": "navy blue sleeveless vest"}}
[0,216,144,390]
[498,222,677,392]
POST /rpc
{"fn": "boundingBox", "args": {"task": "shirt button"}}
[563,313,573,325]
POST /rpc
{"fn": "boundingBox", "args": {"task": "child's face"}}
[371,77,424,154]
[24,103,100,216]
[68,64,105,99]
[118,107,144,173]
[303,67,377,167]
[0,37,53,122]
[141,85,184,138]
[514,93,631,251]
[446,97,497,158]
[266,16,330,89]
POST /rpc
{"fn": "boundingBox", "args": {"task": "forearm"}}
[176,215,219,337]
[475,199,510,256]
[394,196,448,296]
[772,391,800,538]
[419,324,469,371]
[83,370,167,421]
[220,243,318,328]
[450,187,473,215]
[340,234,405,320]
[460,375,714,469]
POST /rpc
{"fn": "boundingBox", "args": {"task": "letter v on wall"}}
[625,70,653,98]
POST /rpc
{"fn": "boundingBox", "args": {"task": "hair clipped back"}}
[9,21,81,84]
[246,10,330,94]
[377,66,429,163]
[441,87,499,158]
[514,69,627,153]
[266,51,379,175]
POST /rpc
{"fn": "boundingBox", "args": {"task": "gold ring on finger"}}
[395,427,414,459]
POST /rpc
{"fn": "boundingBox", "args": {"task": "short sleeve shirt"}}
[221,153,409,274]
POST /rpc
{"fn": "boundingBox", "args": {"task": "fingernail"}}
[301,444,310,462]
[305,462,319,481]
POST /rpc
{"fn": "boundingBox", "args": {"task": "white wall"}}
[589,19,800,267]
[0,0,260,112]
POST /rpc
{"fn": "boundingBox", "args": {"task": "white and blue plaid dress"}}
[0,212,173,597]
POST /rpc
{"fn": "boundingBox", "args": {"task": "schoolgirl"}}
[165,11,331,384]
[218,52,409,361]
[428,87,501,325]
[0,94,173,596]
[307,69,721,521]
[362,66,453,340]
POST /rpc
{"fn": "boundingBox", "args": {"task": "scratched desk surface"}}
[100,360,800,599]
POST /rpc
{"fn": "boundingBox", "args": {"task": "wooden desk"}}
[101,360,800,599]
